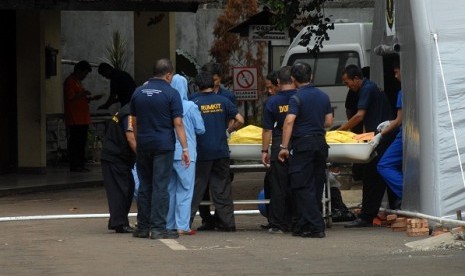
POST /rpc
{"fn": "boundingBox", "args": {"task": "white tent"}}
[370,0,465,219]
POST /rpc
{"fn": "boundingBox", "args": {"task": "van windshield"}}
[287,51,360,86]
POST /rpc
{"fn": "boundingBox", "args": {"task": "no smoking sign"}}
[233,67,258,101]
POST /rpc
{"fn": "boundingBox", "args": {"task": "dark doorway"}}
[382,54,401,116]
[0,10,18,174]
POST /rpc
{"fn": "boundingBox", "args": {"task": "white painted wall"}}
[61,11,135,116]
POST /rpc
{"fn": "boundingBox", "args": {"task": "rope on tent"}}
[433,33,465,190]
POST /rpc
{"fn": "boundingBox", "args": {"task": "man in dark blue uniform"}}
[278,62,333,238]
[338,64,396,228]
[190,71,244,232]
[130,58,190,240]
[101,104,136,233]
[261,66,297,234]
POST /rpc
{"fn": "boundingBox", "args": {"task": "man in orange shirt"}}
[64,60,101,172]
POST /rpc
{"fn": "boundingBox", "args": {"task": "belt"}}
[303,133,324,137]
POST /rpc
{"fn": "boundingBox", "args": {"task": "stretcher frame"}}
[200,143,376,228]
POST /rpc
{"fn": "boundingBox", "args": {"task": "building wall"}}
[175,8,221,68]
[133,11,173,85]
[61,11,135,116]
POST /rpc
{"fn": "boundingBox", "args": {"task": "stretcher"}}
[227,143,377,227]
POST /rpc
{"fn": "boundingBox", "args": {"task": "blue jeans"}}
[136,150,174,232]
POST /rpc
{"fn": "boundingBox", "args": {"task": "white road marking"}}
[159,240,244,251]
[159,239,188,250]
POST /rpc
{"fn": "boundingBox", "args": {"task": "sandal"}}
[178,229,196,235]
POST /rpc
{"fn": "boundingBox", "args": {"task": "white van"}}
[281,23,372,126]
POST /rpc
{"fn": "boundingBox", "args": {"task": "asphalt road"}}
[1,172,465,275]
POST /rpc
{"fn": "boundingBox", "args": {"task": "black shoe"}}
[70,167,90,172]
[292,230,303,237]
[150,230,165,240]
[217,226,236,232]
[344,218,372,228]
[115,225,134,233]
[268,227,285,234]
[332,211,357,222]
[197,223,216,231]
[164,229,180,239]
[132,228,150,238]
[301,232,326,238]
[260,223,272,230]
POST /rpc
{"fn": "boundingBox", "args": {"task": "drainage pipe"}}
[381,208,465,227]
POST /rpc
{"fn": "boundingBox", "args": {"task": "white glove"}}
[368,133,382,148]
[377,120,391,133]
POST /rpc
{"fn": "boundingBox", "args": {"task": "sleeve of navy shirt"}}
[357,81,375,110]
[287,95,300,116]
[225,98,239,120]
[129,89,139,116]
[170,89,184,119]
[262,98,275,130]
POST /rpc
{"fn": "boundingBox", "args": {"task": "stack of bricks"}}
[406,218,430,237]
[432,224,450,236]
[373,212,388,226]
[388,215,408,232]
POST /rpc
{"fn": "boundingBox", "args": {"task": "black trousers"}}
[190,158,235,228]
[288,136,328,233]
[268,160,293,231]
[198,183,214,224]
[67,124,89,169]
[102,160,135,229]
[359,132,398,221]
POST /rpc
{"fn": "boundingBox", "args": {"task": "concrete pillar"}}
[16,11,61,172]
[133,12,175,84]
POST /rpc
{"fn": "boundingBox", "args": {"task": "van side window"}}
[288,51,360,86]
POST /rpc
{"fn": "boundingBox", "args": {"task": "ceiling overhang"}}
[0,0,205,12]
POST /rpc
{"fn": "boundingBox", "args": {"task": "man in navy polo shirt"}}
[278,62,333,238]
[190,62,237,230]
[338,64,396,228]
[130,58,190,240]
[261,66,297,234]
[189,71,244,232]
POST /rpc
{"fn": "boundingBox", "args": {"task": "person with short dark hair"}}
[97,62,137,110]
[130,58,190,240]
[339,64,397,228]
[63,60,102,172]
[189,71,244,232]
[261,66,297,234]
[278,62,333,238]
[265,71,279,96]
[191,62,237,105]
